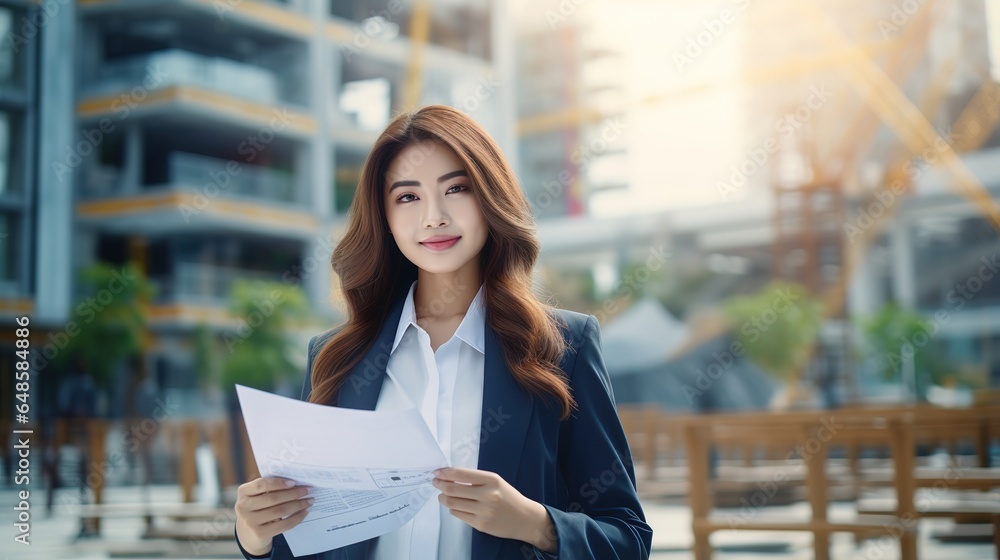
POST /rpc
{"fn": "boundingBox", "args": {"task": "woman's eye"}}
[397,186,465,203]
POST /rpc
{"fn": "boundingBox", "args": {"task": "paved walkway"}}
[3,485,995,559]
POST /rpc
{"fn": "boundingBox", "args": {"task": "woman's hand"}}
[431,467,557,553]
[235,477,314,556]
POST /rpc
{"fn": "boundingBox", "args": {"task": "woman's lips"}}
[420,237,460,251]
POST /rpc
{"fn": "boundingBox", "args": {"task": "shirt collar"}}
[391,280,486,355]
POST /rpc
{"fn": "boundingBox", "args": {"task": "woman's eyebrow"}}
[388,169,468,192]
[436,169,468,183]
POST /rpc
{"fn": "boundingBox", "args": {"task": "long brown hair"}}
[309,104,576,420]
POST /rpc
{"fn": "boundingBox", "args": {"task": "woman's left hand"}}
[431,467,556,551]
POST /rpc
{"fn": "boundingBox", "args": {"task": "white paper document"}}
[235,384,449,556]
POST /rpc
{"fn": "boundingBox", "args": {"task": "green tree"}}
[198,279,313,485]
[860,303,949,401]
[193,322,221,390]
[723,281,824,381]
[217,279,311,392]
[63,261,157,390]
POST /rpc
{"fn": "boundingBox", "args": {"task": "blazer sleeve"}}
[539,314,653,559]
[235,336,321,560]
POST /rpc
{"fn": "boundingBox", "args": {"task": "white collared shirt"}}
[371,279,486,560]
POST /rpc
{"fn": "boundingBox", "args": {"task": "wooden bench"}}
[857,496,1000,522]
[681,409,921,560]
[861,466,1000,490]
[66,417,247,537]
[143,519,236,541]
[102,538,239,558]
[616,404,661,480]
[994,512,1000,557]
[74,502,233,539]
[838,403,1000,469]
[619,401,999,559]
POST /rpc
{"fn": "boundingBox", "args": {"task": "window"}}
[988,0,1000,81]
[0,7,26,90]
[0,211,18,283]
[340,78,391,131]
[0,110,19,195]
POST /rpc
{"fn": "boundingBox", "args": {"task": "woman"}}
[234,105,652,559]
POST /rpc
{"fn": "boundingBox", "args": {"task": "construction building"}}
[2,0,513,416]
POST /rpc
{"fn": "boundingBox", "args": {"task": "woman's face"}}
[384,139,488,275]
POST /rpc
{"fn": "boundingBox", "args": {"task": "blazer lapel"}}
[472,323,535,560]
[336,288,408,411]
[334,286,536,560]
[329,290,407,560]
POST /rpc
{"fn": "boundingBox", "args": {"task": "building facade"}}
[2,0,513,416]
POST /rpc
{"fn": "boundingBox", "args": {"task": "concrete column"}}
[72,230,98,271]
[122,123,143,192]
[309,0,333,216]
[489,0,518,174]
[305,0,334,315]
[304,231,334,315]
[890,221,917,308]
[847,241,882,317]
[35,0,76,324]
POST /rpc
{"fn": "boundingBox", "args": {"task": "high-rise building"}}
[0,0,76,430]
[512,0,629,220]
[2,0,514,414]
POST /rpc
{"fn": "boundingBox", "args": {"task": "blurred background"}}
[1,0,999,558]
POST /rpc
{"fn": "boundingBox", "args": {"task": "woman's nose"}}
[423,198,449,228]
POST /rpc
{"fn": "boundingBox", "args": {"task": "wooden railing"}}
[6,397,997,557]
[1,415,262,536]
[617,401,1000,560]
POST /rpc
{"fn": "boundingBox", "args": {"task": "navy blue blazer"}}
[237,290,652,559]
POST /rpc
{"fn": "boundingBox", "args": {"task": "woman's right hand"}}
[235,476,314,556]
